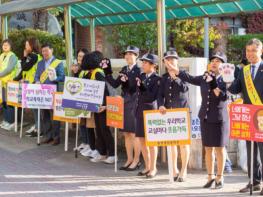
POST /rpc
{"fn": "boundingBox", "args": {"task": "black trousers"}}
[246,140,263,185]
[42,109,61,140]
[94,111,114,156]
[88,128,96,150]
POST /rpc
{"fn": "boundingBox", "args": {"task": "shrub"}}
[227,34,263,64]
[107,19,221,58]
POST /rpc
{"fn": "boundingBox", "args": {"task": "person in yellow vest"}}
[14,38,42,83]
[69,48,97,158]
[35,43,65,146]
[228,38,263,195]
[70,48,89,78]
[0,39,18,131]
[80,51,115,164]
[14,38,42,137]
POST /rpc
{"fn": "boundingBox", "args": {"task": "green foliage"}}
[107,19,221,57]
[107,23,157,57]
[1,28,65,59]
[168,19,221,57]
[227,34,263,64]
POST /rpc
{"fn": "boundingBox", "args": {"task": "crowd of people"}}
[0,36,262,194]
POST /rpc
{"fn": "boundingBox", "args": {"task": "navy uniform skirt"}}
[200,120,229,147]
[135,103,157,138]
[120,100,136,133]
[135,110,144,137]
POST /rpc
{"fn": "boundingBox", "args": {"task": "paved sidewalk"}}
[0,128,254,197]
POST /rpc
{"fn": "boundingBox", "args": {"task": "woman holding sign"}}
[69,48,95,155]
[102,46,142,171]
[158,49,190,182]
[81,51,115,164]
[168,52,228,189]
[135,53,160,178]
[0,39,18,131]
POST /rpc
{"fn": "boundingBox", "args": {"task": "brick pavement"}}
[0,128,254,197]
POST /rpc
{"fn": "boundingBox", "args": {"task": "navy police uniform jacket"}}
[106,64,141,132]
[135,72,161,113]
[178,71,228,123]
[157,73,189,108]
[106,64,141,104]
[135,72,160,137]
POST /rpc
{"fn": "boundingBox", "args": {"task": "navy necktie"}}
[251,65,256,80]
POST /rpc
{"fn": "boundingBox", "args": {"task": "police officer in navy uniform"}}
[158,49,190,182]
[168,51,228,189]
[135,53,160,178]
[102,46,142,171]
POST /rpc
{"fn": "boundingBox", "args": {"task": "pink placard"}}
[22,83,56,109]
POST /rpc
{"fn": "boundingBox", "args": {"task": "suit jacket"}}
[157,73,189,108]
[178,71,228,123]
[34,57,65,84]
[228,61,263,104]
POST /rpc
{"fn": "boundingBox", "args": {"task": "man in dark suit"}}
[228,38,263,194]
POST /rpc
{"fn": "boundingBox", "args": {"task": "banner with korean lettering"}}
[53,92,80,123]
[22,84,56,109]
[106,96,124,129]
[191,117,201,139]
[143,108,191,146]
[64,108,91,118]
[7,81,22,107]
[230,104,263,142]
[62,77,105,113]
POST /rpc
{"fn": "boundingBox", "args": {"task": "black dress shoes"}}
[239,183,261,193]
[50,139,60,146]
[174,175,179,182]
[177,177,185,182]
[137,170,150,176]
[203,179,215,188]
[126,162,142,171]
[215,180,224,189]
[119,163,131,170]
[146,170,158,179]
[41,138,53,144]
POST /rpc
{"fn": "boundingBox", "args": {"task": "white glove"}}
[220,63,235,83]
[48,67,57,81]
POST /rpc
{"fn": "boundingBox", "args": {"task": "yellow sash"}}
[91,68,104,80]
[78,68,104,79]
[78,70,89,78]
[243,65,262,105]
[40,59,61,83]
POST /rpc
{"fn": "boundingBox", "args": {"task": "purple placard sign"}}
[62,77,105,113]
